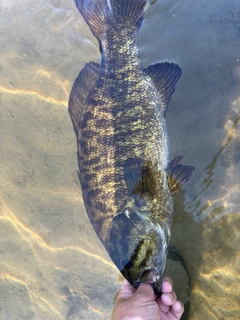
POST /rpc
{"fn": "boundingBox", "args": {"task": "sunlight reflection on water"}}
[0,0,240,319]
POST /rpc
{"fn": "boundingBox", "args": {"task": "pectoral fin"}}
[124,158,159,201]
[167,156,195,194]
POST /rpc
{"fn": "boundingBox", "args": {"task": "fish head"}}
[109,206,170,294]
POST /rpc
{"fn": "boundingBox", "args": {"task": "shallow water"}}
[0,0,239,319]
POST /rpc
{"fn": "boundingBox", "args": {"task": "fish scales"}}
[79,36,168,235]
[79,24,168,231]
[69,0,195,294]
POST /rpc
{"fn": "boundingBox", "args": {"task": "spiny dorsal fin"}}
[144,62,182,116]
[68,62,100,134]
[124,158,159,201]
[167,156,195,194]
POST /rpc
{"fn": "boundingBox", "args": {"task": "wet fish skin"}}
[69,0,195,294]
[109,205,170,292]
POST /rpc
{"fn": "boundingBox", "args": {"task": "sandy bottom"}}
[0,0,240,319]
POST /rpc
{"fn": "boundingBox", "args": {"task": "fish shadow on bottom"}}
[166,247,190,320]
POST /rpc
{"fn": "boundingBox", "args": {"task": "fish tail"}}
[74,0,147,39]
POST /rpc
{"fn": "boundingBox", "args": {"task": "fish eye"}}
[120,259,132,270]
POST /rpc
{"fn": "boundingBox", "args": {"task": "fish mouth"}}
[136,267,160,285]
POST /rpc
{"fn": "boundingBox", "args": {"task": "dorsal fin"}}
[144,62,181,116]
[68,62,100,134]
[167,156,195,194]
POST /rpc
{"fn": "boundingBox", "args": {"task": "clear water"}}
[0,0,239,319]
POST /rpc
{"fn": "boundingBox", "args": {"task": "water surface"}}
[0,0,239,319]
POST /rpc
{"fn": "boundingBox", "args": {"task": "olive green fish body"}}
[69,0,195,294]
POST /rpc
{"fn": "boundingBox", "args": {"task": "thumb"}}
[116,279,136,302]
[133,283,155,303]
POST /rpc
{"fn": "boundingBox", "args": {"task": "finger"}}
[133,283,155,303]
[161,277,173,293]
[121,279,135,294]
[166,301,184,320]
[155,291,177,314]
[161,291,177,307]
[116,279,135,302]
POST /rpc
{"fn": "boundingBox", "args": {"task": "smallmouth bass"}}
[69,0,195,294]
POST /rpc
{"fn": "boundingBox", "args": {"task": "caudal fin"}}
[74,0,147,39]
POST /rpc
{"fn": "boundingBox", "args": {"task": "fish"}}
[68,0,195,294]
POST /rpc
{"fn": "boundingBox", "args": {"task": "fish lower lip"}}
[137,268,159,284]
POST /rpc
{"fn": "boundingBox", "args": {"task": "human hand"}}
[112,277,184,320]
